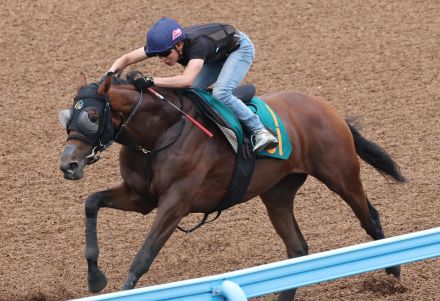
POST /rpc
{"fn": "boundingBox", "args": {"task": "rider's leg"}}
[192,61,222,89]
[212,32,278,152]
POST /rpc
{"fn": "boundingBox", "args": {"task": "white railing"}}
[72,227,440,301]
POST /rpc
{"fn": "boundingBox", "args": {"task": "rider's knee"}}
[212,87,233,104]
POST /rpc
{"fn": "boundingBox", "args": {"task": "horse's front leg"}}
[121,190,189,290]
[85,183,155,293]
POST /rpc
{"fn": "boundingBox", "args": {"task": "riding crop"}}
[147,88,214,138]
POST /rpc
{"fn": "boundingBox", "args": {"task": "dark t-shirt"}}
[177,23,236,66]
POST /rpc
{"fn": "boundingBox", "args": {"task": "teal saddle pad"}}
[189,88,292,160]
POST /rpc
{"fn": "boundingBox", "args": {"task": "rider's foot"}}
[252,128,278,152]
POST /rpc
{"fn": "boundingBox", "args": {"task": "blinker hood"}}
[67,83,114,151]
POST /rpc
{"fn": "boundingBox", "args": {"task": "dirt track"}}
[1,1,439,300]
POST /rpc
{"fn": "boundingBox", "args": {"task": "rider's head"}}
[144,17,185,65]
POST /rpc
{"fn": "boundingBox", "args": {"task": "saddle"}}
[184,85,292,159]
[177,85,292,232]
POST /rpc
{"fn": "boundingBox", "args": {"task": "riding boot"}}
[252,128,278,152]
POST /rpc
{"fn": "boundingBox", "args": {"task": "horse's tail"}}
[347,120,407,183]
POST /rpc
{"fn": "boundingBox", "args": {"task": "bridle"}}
[84,89,146,164]
[66,83,187,164]
[66,83,114,164]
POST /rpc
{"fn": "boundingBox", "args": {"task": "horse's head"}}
[59,73,114,180]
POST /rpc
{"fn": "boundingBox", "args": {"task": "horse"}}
[59,72,406,300]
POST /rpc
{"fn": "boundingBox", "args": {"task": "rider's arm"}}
[108,47,148,75]
[153,59,204,88]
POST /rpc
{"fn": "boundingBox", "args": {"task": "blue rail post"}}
[213,280,247,301]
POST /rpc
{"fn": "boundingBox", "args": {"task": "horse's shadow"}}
[361,273,408,297]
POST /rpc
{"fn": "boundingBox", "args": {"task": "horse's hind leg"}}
[85,183,155,293]
[261,173,308,301]
[317,162,400,278]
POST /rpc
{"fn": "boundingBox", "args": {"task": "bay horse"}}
[59,72,406,300]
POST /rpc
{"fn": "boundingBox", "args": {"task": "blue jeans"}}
[192,32,264,132]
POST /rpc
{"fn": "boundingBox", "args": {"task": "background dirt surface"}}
[1,0,439,300]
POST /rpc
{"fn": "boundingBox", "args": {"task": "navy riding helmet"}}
[144,17,185,56]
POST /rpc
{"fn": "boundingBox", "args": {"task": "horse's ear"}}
[77,73,87,91]
[98,74,112,95]
[58,109,72,128]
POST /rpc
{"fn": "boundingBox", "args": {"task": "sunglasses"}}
[156,47,175,58]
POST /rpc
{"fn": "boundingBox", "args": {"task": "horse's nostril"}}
[60,161,82,180]
[67,162,79,173]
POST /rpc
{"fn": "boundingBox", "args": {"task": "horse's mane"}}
[125,70,144,86]
[97,70,143,87]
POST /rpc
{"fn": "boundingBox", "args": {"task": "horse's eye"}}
[89,115,99,123]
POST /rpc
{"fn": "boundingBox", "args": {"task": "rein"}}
[113,90,145,141]
[137,117,186,155]
[134,92,186,155]
[113,89,186,156]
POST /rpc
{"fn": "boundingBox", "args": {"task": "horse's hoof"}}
[277,289,297,301]
[121,282,134,291]
[385,265,401,278]
[88,269,108,293]
[121,278,137,291]
[121,283,134,291]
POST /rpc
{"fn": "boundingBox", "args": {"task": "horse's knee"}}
[84,192,109,262]
[85,191,109,217]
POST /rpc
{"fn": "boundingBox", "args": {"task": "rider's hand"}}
[133,76,154,92]
[102,71,119,82]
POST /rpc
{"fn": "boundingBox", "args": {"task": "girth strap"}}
[176,105,257,234]
[176,136,255,234]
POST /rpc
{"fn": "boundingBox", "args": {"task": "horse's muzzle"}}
[60,160,84,180]
[59,143,89,180]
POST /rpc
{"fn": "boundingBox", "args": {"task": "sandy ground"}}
[1,0,439,300]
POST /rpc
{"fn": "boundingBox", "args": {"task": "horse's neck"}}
[113,87,186,149]
[108,85,139,111]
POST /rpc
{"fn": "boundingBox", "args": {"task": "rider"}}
[107,17,278,152]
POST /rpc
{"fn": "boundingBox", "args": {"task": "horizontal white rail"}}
[72,227,440,301]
